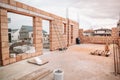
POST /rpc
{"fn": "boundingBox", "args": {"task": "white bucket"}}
[53,69,64,80]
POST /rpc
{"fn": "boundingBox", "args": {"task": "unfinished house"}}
[0,0,120,80]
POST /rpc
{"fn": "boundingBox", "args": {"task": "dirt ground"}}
[0,44,120,80]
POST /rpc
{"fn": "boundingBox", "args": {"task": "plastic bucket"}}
[53,69,64,80]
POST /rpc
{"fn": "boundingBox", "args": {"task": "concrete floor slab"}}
[0,44,119,80]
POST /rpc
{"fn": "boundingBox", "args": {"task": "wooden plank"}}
[16,68,52,80]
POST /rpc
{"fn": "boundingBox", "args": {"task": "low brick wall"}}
[82,36,113,44]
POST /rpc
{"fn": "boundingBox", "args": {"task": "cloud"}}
[15,0,120,29]
[73,0,120,19]
[16,0,120,19]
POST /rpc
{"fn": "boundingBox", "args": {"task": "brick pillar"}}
[79,29,84,43]
[112,27,119,40]
[49,21,53,51]
[33,17,42,55]
[68,24,71,46]
[50,20,59,51]
[0,9,9,66]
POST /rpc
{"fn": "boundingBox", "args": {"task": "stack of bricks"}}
[0,9,10,65]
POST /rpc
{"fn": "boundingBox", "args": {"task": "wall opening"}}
[119,31,120,37]
[7,12,35,58]
[71,25,73,44]
[42,20,50,53]
[63,23,66,35]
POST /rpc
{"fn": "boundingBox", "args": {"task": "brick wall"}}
[0,9,10,65]
[0,0,79,65]
[79,27,119,44]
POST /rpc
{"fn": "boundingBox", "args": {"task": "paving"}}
[0,44,119,80]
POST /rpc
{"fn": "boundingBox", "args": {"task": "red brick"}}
[1,53,9,60]
[2,59,9,66]
[16,2,23,8]
[9,0,16,6]
[9,58,16,64]
[1,47,9,54]
[0,0,9,4]
[0,9,7,16]
[0,23,8,29]
[0,16,8,23]
[27,54,32,58]
[0,29,8,36]
[16,54,22,62]
[27,6,33,11]
[22,4,28,10]
[31,53,36,57]
[21,53,28,60]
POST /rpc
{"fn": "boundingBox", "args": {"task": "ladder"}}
[52,22,67,52]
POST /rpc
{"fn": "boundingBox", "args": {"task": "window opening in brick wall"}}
[42,20,50,52]
[63,23,66,34]
[71,25,73,44]
[7,12,35,58]
[119,31,120,37]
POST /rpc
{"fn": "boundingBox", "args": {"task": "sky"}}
[10,0,120,30]
[8,12,50,34]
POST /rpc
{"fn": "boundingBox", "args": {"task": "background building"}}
[93,28,112,36]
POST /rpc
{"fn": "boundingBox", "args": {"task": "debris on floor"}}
[90,50,111,57]
[27,57,49,66]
